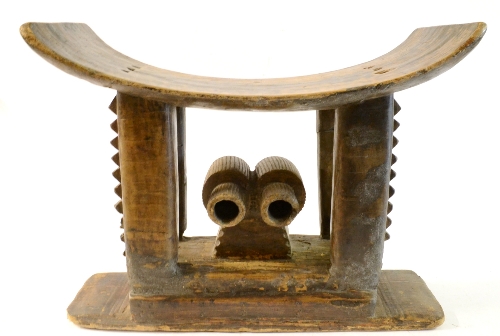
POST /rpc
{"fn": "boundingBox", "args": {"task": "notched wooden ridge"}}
[20,22,486,111]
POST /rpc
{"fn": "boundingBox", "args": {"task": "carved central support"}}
[317,109,336,239]
[202,156,306,259]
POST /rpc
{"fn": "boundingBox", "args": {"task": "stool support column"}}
[317,109,335,239]
[330,95,393,292]
[117,93,179,295]
[177,107,187,239]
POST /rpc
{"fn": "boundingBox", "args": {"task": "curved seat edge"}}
[20,22,487,111]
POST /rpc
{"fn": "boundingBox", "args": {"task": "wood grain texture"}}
[255,156,306,211]
[20,22,485,111]
[330,95,394,293]
[202,156,250,213]
[128,235,373,324]
[67,236,444,331]
[117,93,179,295]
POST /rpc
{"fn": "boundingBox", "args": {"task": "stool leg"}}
[330,95,394,293]
[177,107,187,240]
[117,93,179,295]
[316,109,335,239]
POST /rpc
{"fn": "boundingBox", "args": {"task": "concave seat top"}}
[21,22,485,111]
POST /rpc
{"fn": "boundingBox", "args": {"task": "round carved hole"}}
[214,200,240,223]
[268,200,293,221]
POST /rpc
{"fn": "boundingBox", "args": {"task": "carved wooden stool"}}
[20,22,486,331]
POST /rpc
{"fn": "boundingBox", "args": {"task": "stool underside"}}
[67,236,444,332]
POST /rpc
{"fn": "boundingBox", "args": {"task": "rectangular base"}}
[67,236,444,331]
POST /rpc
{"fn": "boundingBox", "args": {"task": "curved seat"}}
[21,22,485,111]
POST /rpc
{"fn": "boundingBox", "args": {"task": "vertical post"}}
[177,107,187,240]
[330,95,393,293]
[117,93,179,295]
[317,109,335,239]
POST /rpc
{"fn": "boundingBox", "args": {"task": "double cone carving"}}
[202,156,251,228]
[203,156,305,229]
[260,182,300,227]
[202,156,306,259]
[206,182,247,227]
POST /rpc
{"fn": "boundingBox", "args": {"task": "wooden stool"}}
[20,22,486,332]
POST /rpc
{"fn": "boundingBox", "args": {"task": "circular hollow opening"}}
[214,200,240,224]
[268,200,293,222]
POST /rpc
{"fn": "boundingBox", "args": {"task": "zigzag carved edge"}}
[386,100,400,241]
[109,96,125,256]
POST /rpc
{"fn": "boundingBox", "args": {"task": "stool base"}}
[67,238,443,331]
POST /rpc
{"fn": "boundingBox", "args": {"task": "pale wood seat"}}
[21,22,485,111]
[20,22,486,332]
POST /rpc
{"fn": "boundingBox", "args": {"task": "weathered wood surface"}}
[329,95,394,293]
[317,102,399,242]
[202,156,306,259]
[117,93,180,295]
[202,156,251,227]
[20,22,485,111]
[127,236,375,322]
[67,237,444,331]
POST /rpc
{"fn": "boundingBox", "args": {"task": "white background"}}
[0,1,499,335]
